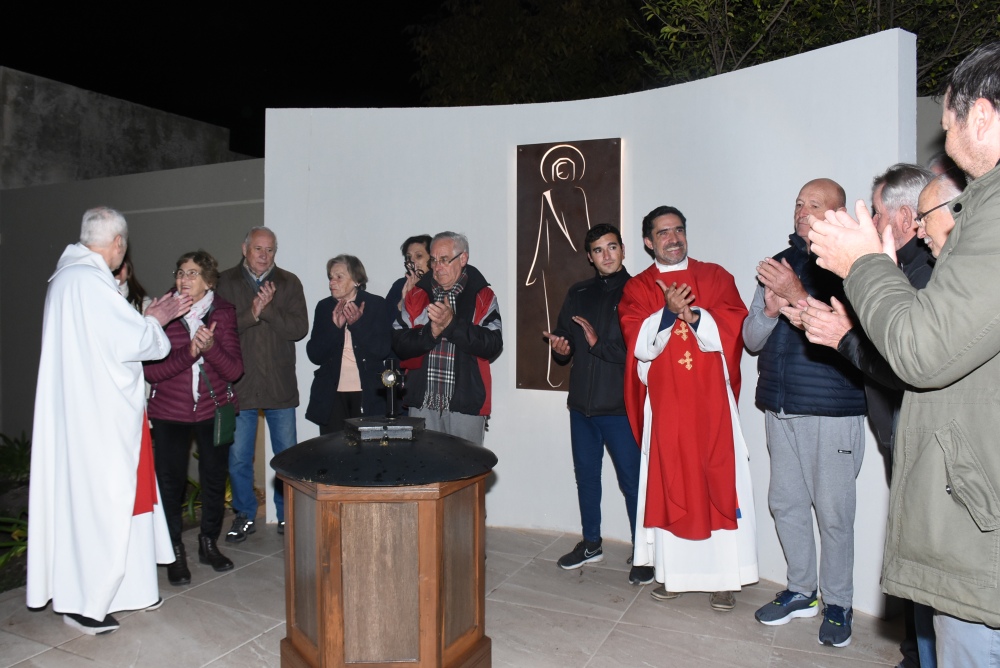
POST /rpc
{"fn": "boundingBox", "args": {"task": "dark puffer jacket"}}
[551,268,630,416]
[748,234,866,417]
[144,294,243,422]
[304,291,392,425]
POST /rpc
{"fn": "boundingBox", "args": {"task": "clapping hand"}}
[252,281,276,319]
[190,321,217,358]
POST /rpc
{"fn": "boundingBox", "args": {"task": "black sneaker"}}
[754,589,819,625]
[818,604,853,647]
[277,520,285,535]
[225,513,255,543]
[64,612,119,635]
[557,539,603,569]
[628,565,655,585]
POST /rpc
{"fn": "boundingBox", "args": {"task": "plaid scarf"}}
[422,272,467,412]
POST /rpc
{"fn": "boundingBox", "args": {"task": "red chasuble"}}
[132,411,157,516]
[619,259,748,540]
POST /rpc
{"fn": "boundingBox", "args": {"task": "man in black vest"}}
[743,179,866,648]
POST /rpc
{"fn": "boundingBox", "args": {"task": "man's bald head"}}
[795,178,846,241]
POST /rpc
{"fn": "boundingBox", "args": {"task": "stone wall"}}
[0,67,242,190]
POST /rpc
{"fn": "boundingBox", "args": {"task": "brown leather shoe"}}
[710,590,736,611]
[650,585,682,601]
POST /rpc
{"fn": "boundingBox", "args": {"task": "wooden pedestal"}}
[277,473,491,668]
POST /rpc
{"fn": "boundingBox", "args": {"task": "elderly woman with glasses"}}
[306,254,392,434]
[144,250,243,586]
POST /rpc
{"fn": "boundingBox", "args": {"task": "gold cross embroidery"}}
[678,351,693,370]
[674,321,690,341]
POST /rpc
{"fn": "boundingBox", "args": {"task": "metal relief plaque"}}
[516,138,622,391]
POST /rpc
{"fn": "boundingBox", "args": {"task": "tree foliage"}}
[635,0,1000,95]
[410,0,649,106]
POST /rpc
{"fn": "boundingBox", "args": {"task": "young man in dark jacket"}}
[542,224,652,586]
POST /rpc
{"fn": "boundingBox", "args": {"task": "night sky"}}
[2,4,443,156]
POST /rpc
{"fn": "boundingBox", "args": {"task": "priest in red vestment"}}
[619,205,758,611]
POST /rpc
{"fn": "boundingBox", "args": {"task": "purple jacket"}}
[145,294,243,423]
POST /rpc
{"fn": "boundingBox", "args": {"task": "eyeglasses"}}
[174,269,203,279]
[915,200,952,225]
[429,253,463,268]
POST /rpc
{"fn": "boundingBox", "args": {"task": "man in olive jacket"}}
[215,226,308,541]
[807,42,1000,666]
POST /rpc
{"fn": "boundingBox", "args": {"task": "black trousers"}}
[151,418,229,543]
[319,391,363,435]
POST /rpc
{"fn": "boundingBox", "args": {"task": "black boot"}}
[198,534,234,572]
[167,542,191,586]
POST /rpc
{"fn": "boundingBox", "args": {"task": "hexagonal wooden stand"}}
[278,473,491,668]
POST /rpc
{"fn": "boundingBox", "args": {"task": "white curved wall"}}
[265,30,916,616]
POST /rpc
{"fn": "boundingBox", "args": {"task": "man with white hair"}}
[28,207,190,635]
[915,174,962,259]
[393,231,502,445]
[216,226,308,541]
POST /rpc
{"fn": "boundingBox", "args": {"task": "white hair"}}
[243,226,278,250]
[933,173,964,202]
[432,231,469,255]
[79,207,128,248]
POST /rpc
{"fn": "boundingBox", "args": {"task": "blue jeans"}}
[229,408,297,522]
[934,611,1000,667]
[569,410,641,544]
[913,602,936,668]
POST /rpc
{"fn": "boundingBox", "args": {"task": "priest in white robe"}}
[27,207,191,635]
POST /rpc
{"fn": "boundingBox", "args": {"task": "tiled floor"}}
[0,526,904,667]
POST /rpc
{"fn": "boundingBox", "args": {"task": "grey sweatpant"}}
[410,406,486,446]
[765,411,864,609]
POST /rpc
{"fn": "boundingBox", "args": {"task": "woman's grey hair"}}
[326,254,368,291]
[80,207,128,248]
[432,231,469,255]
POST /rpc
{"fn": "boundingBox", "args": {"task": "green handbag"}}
[198,365,235,447]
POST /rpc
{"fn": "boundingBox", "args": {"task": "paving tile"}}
[204,623,284,668]
[619,582,776,647]
[485,527,562,558]
[56,595,277,668]
[588,623,774,668]
[0,528,906,668]
[769,646,896,667]
[0,629,49,668]
[182,555,286,621]
[485,551,532,595]
[0,589,83,648]
[486,599,613,668]
[9,648,117,667]
[488,558,640,622]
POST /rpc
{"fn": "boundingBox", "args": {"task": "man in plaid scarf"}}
[393,232,502,445]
